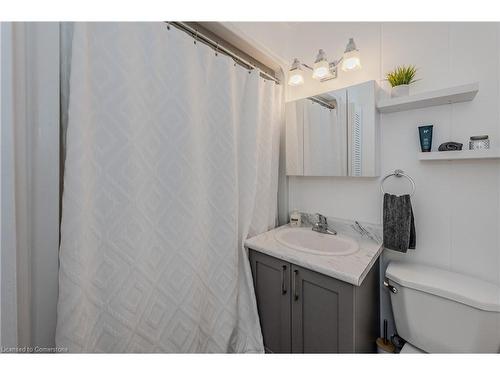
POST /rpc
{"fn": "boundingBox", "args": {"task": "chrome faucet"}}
[312,213,337,235]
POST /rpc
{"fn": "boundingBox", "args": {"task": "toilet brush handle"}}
[383,319,388,344]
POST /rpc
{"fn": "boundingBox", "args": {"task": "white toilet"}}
[385,261,500,353]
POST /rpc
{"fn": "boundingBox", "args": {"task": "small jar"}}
[469,135,490,150]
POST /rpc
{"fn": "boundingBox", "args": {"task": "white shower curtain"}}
[56,23,282,353]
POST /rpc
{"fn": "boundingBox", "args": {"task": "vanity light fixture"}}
[288,37,361,86]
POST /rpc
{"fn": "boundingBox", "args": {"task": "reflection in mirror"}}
[285,100,304,175]
[303,95,347,176]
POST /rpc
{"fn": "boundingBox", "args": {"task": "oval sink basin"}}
[274,227,359,256]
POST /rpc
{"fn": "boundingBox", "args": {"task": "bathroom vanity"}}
[245,218,383,353]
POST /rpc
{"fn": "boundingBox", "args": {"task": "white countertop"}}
[244,218,383,286]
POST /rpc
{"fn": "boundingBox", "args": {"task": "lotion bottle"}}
[290,209,301,227]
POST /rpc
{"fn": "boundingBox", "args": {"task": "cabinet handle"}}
[281,265,287,295]
[293,269,299,301]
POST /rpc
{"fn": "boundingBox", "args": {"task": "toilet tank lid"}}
[386,262,500,312]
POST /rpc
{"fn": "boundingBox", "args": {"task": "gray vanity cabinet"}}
[291,264,355,353]
[249,249,379,353]
[249,250,291,353]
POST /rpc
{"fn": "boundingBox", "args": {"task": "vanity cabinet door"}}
[291,265,355,353]
[249,250,291,353]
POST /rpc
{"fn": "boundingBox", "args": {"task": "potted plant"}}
[386,65,418,98]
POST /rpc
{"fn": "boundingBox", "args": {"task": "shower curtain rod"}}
[166,22,281,84]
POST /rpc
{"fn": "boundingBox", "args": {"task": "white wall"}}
[0,22,3,348]
[0,22,60,349]
[28,22,60,349]
[1,21,20,349]
[229,22,500,339]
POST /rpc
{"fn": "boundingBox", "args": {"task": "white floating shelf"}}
[419,149,500,161]
[377,82,479,113]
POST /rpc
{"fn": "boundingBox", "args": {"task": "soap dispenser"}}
[290,209,301,227]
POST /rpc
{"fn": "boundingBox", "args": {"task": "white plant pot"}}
[391,84,410,98]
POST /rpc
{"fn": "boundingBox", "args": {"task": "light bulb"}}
[342,50,361,71]
[288,58,305,86]
[288,70,304,86]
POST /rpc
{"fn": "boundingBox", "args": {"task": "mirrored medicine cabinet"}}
[285,80,380,177]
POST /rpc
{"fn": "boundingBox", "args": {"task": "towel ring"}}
[380,169,416,197]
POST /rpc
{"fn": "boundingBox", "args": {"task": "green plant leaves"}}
[386,65,418,87]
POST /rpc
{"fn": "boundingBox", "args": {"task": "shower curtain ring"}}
[215,42,219,56]
[194,30,199,45]
[166,22,171,30]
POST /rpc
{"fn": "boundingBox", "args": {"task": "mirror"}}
[285,80,379,177]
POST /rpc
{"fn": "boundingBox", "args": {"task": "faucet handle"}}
[316,213,327,225]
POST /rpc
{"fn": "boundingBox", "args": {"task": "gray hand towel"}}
[383,193,416,252]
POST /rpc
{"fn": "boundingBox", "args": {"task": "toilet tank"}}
[386,262,500,353]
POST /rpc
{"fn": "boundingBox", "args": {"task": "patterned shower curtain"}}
[56,23,282,353]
